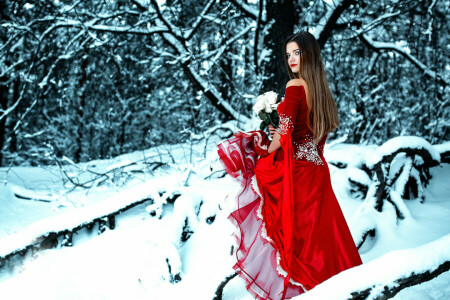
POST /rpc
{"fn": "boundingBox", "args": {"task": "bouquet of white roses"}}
[252,91,280,131]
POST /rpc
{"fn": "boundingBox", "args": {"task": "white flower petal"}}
[265,91,278,104]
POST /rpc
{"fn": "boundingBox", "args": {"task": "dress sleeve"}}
[271,85,305,285]
[276,85,304,142]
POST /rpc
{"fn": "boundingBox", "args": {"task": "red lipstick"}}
[290,64,297,67]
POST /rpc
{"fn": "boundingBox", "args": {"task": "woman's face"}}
[286,41,301,74]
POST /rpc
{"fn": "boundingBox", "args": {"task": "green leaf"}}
[270,111,280,127]
[260,120,268,130]
[258,111,268,120]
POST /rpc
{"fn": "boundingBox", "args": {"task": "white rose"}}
[265,91,278,105]
[253,97,266,114]
[264,101,272,113]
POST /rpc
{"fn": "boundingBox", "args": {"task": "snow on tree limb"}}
[350,11,402,38]
[428,0,438,14]
[149,0,183,39]
[294,234,450,300]
[315,0,355,48]
[0,182,166,262]
[312,0,343,40]
[54,20,170,36]
[200,24,255,61]
[360,34,449,86]
[367,136,441,168]
[130,0,147,10]
[141,4,252,123]
[228,0,264,23]
[2,18,169,37]
[179,56,250,123]
[434,141,450,163]
[184,0,216,41]
[348,135,443,254]
[0,13,170,122]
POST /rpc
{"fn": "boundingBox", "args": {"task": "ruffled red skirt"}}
[218,131,362,299]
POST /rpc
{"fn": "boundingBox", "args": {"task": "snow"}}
[0,177,164,257]
[156,19,252,124]
[367,136,441,168]
[183,0,215,40]
[391,155,412,192]
[325,142,377,169]
[392,270,450,300]
[0,172,238,299]
[347,166,371,186]
[311,0,343,39]
[434,141,450,156]
[0,135,449,299]
[361,34,449,86]
[294,234,450,300]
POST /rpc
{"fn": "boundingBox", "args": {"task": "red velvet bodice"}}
[275,85,327,165]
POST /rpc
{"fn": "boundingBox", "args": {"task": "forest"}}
[0,1,449,299]
[1,0,448,166]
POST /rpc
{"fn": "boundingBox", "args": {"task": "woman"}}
[217,31,362,299]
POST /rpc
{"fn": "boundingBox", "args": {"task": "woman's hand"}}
[268,131,281,154]
[268,124,277,138]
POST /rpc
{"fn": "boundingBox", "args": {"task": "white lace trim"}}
[251,175,263,217]
[276,251,288,277]
[251,175,273,243]
[276,252,309,292]
[251,176,308,292]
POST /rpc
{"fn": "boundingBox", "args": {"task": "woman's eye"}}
[295,51,300,55]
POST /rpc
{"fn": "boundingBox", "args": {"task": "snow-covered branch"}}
[201,23,255,61]
[367,136,441,169]
[315,0,356,47]
[313,0,343,40]
[349,136,441,252]
[52,20,170,36]
[352,11,402,37]
[140,4,252,123]
[149,0,183,39]
[360,34,449,86]
[0,186,159,267]
[181,60,250,123]
[228,0,264,22]
[184,0,216,40]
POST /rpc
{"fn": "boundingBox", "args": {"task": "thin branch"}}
[316,0,357,48]
[199,23,255,61]
[254,0,264,73]
[360,34,449,86]
[228,0,264,22]
[149,0,183,40]
[184,0,216,40]
[55,20,170,35]
[130,0,148,11]
[0,59,29,78]
[343,11,403,39]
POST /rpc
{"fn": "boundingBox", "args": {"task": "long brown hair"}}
[283,31,339,142]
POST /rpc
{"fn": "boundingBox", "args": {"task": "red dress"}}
[217,85,362,299]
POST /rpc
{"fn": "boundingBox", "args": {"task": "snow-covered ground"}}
[0,131,449,300]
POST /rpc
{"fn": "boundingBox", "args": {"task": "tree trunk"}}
[260,0,295,95]
[74,58,88,162]
[0,75,8,166]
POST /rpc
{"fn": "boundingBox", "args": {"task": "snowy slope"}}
[0,134,449,299]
